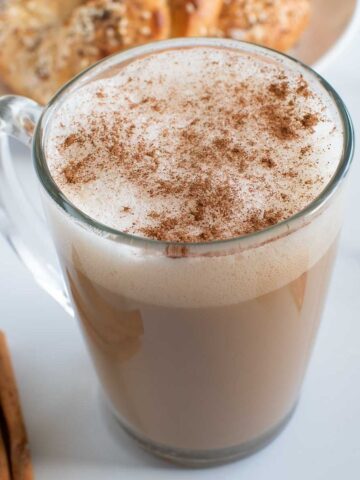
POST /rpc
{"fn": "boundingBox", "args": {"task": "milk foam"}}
[42,46,345,307]
[45,192,343,307]
[45,47,343,242]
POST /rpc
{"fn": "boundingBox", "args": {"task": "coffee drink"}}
[43,45,344,462]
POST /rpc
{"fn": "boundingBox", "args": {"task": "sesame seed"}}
[140,10,152,20]
[185,2,196,14]
[139,26,151,36]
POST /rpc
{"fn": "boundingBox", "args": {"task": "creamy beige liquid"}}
[64,239,337,450]
[42,44,344,457]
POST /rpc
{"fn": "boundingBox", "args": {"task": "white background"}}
[1,32,360,480]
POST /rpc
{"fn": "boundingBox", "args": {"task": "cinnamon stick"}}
[0,426,10,480]
[0,332,33,480]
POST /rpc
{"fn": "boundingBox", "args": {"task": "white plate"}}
[293,0,360,72]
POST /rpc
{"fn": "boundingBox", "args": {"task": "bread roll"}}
[217,0,311,52]
[0,0,310,104]
[0,0,170,103]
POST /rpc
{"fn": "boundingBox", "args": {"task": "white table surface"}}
[1,33,360,480]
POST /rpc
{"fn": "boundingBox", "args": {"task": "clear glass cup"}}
[0,38,354,466]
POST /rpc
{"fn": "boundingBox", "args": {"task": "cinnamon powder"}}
[53,57,325,243]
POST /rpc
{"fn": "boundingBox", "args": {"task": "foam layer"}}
[45,190,343,307]
[43,45,345,307]
[45,47,343,242]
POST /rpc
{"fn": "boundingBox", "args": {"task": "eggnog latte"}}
[43,43,345,464]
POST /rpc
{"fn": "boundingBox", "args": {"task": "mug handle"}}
[0,95,74,317]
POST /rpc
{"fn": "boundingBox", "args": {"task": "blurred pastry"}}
[169,0,223,36]
[217,0,311,52]
[0,0,170,103]
[0,0,310,104]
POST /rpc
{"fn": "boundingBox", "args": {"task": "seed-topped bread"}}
[0,0,310,104]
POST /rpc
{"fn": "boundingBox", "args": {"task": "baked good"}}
[217,0,311,52]
[0,0,170,103]
[169,0,223,36]
[0,0,310,104]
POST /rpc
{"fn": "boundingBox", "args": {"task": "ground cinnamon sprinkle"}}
[62,155,96,184]
[300,145,312,157]
[268,80,289,100]
[261,154,276,168]
[62,133,81,149]
[261,106,298,140]
[96,89,105,98]
[51,49,332,243]
[296,76,312,98]
[301,113,319,129]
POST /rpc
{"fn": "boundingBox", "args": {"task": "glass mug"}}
[0,39,354,466]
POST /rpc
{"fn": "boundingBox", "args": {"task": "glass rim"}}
[33,37,355,249]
